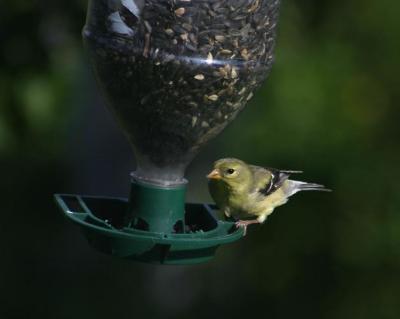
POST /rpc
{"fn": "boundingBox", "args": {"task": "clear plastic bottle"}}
[83,0,280,185]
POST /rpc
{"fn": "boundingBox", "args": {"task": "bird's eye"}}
[226,168,235,175]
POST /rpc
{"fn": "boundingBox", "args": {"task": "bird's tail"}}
[286,180,331,196]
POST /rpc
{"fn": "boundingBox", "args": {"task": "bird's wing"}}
[249,165,273,192]
[250,166,302,196]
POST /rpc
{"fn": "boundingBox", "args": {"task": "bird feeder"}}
[55,0,281,264]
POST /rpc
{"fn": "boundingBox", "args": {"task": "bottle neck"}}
[125,174,187,234]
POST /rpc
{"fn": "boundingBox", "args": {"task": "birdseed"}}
[83,0,280,168]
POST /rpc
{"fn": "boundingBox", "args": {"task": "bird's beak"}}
[207,169,222,179]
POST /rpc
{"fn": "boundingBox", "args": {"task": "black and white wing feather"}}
[248,165,302,196]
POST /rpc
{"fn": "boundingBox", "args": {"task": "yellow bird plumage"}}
[207,158,331,235]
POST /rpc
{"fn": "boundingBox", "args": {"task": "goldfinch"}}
[207,158,331,235]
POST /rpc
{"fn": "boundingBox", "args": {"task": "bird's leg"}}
[235,219,261,236]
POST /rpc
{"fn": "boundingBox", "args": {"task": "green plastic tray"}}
[54,194,244,265]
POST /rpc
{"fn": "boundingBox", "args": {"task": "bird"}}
[207,158,331,235]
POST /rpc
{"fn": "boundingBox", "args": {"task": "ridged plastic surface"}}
[54,194,244,264]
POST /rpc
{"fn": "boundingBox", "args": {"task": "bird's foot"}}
[235,220,260,236]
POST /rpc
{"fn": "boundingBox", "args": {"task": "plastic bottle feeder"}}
[55,0,281,264]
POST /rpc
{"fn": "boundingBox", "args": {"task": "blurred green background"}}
[1,0,400,318]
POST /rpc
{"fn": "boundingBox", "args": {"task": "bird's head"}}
[207,158,252,189]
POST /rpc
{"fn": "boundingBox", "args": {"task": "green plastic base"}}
[54,194,244,264]
[125,176,187,233]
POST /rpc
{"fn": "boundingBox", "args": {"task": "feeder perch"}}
[55,0,281,264]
